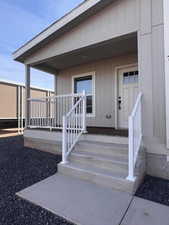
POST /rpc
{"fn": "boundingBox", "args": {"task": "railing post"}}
[82,90,87,133]
[61,115,68,164]
[127,116,136,181]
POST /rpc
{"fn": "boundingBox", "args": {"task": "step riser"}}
[74,145,128,158]
[82,134,128,145]
[58,164,133,193]
[70,155,128,175]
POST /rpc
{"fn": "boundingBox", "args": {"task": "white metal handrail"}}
[127,92,143,181]
[62,91,86,164]
[27,93,84,129]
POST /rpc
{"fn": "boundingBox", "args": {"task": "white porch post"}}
[25,65,31,129]
[54,75,57,96]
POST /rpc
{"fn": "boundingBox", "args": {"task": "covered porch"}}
[23,31,142,182]
[25,32,138,130]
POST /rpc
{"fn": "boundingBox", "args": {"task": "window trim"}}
[72,72,96,117]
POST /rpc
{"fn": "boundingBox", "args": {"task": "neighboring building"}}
[13,0,169,193]
[0,79,53,130]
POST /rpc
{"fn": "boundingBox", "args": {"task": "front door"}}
[117,66,139,129]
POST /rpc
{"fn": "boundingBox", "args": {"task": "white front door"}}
[117,66,139,129]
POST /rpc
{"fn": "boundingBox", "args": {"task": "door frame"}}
[114,63,138,129]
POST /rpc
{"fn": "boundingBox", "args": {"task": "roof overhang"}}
[32,32,138,73]
[13,0,117,62]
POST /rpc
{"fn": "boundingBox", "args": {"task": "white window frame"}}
[72,72,96,117]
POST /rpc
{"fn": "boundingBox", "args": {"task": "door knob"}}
[118,97,122,110]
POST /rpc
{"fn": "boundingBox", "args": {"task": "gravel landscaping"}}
[136,175,169,206]
[0,135,75,225]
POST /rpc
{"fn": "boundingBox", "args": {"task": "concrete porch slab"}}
[121,197,169,225]
[17,174,132,225]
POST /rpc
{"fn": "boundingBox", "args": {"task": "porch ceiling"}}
[34,32,137,73]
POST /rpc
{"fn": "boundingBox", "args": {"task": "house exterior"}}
[13,0,169,193]
[0,79,53,131]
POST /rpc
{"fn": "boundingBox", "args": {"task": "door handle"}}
[118,97,122,110]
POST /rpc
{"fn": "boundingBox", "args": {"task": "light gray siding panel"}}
[163,0,169,148]
[138,0,166,155]
[25,0,138,64]
[140,0,152,34]
[57,54,137,127]
[152,25,165,141]
[152,0,164,26]
[139,33,153,138]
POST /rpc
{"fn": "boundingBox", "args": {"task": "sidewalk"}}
[18,174,169,225]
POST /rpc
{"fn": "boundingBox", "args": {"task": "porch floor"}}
[30,127,128,137]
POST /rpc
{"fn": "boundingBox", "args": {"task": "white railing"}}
[127,92,143,181]
[62,91,86,164]
[28,93,84,129]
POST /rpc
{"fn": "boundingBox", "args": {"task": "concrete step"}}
[70,152,128,175]
[58,162,134,193]
[74,141,128,158]
[81,134,128,145]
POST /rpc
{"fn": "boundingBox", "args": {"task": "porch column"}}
[54,75,57,95]
[138,0,166,154]
[25,65,31,128]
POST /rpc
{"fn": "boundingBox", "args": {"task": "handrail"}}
[130,93,142,118]
[61,91,86,164]
[66,97,83,117]
[127,92,143,181]
[27,93,84,101]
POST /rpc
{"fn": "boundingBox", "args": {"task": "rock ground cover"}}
[0,136,75,225]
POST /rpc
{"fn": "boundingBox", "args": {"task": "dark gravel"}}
[0,135,75,225]
[136,175,169,206]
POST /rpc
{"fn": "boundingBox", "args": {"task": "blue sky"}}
[0,0,83,90]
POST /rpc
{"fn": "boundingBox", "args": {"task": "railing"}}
[127,92,143,181]
[62,91,86,164]
[28,93,84,129]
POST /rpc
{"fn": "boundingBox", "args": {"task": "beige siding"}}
[0,83,17,118]
[57,54,137,127]
[25,0,138,64]
[30,89,48,99]
[0,83,51,119]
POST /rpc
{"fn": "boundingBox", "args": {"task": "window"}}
[123,71,138,84]
[73,73,95,115]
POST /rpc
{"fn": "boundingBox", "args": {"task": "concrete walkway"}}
[17,174,169,225]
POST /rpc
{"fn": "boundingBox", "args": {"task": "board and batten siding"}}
[57,54,137,128]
